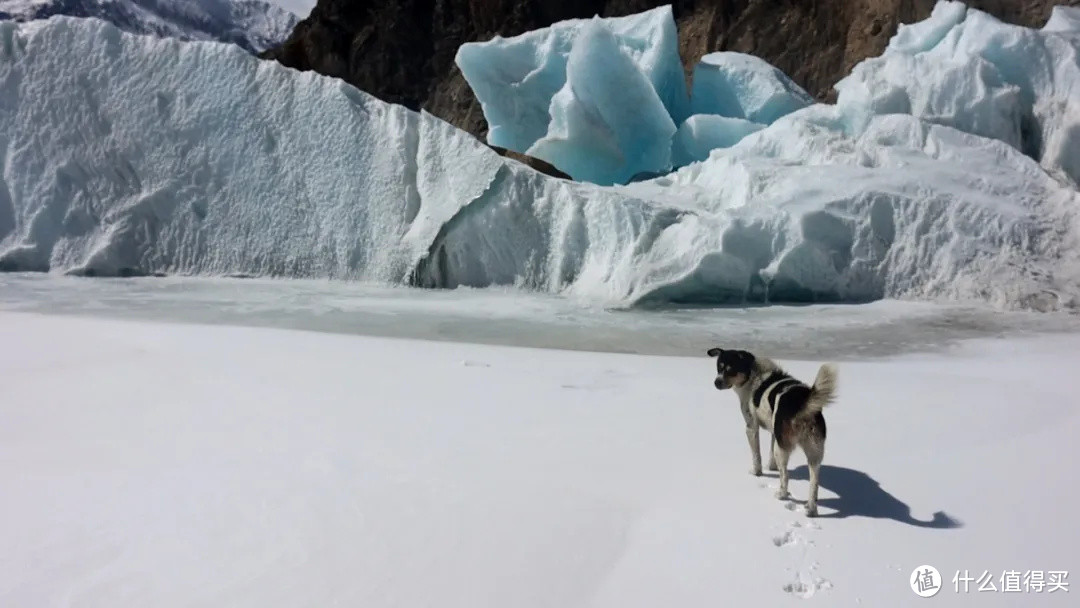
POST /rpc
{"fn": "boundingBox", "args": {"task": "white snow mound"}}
[2,15,1080,311]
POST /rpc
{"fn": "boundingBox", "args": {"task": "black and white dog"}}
[707,348,838,517]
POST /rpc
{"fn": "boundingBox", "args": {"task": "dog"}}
[706,347,838,516]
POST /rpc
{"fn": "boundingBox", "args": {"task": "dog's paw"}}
[750,466,763,476]
[805,504,819,518]
[775,489,791,500]
[768,462,779,472]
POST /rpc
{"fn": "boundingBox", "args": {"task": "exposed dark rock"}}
[489,145,572,180]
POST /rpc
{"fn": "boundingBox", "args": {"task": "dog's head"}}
[706,347,755,390]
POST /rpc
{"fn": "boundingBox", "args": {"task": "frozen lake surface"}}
[1,273,1076,359]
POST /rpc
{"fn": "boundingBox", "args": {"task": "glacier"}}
[0,16,692,300]
[455,5,687,183]
[2,8,1080,311]
[835,0,1080,186]
[690,52,814,125]
[672,115,764,168]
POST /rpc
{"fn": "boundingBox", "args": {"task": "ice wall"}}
[0,16,694,304]
[0,17,496,282]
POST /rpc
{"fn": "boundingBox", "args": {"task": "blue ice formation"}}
[456,6,687,185]
[525,20,677,186]
[672,115,765,167]
[690,52,814,124]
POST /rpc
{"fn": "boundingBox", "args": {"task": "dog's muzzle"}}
[714,376,729,390]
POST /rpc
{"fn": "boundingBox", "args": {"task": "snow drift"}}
[2,10,1080,310]
[0,0,298,53]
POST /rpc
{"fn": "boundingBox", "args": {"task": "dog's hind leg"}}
[767,435,778,471]
[802,439,825,517]
[773,439,791,499]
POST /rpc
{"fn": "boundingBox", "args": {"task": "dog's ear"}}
[706,347,723,357]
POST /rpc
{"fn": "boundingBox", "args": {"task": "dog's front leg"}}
[745,423,762,476]
[767,435,778,471]
[741,400,762,476]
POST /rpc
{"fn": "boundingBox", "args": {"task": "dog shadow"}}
[784,464,963,529]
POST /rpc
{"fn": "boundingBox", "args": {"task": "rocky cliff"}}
[265,0,1074,139]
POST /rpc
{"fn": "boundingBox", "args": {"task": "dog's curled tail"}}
[803,363,838,417]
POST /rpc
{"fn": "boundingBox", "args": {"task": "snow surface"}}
[3,13,1080,310]
[0,0,298,53]
[835,0,1080,186]
[455,6,688,171]
[690,51,814,124]
[671,114,764,168]
[1,311,1078,606]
